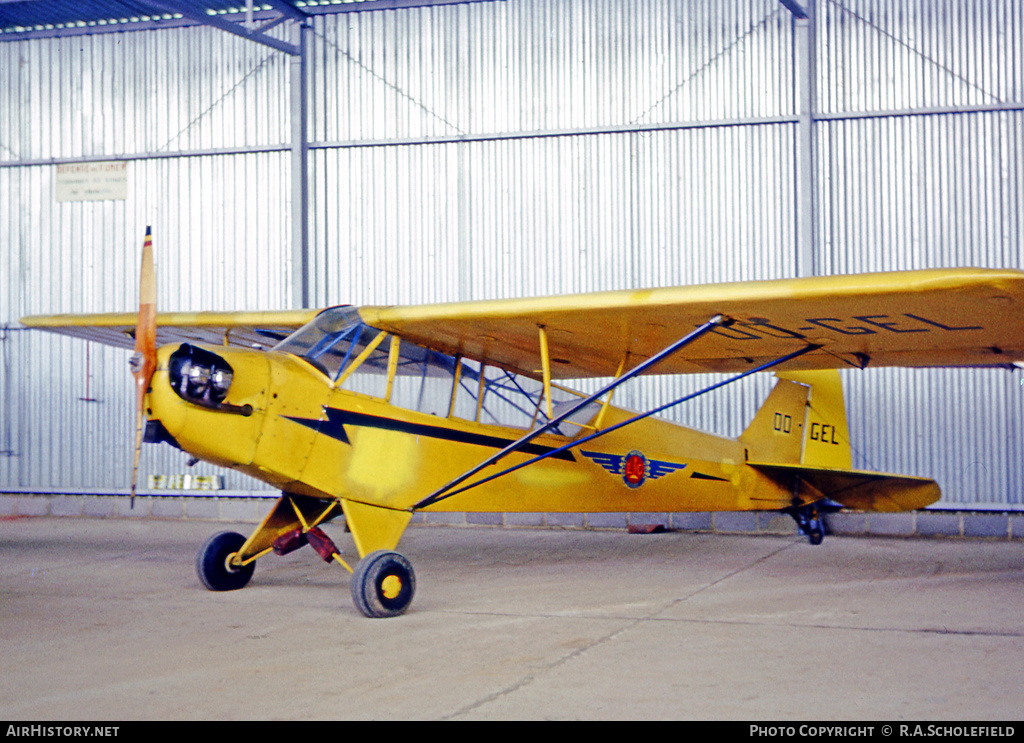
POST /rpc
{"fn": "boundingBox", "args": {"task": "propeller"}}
[129,227,157,508]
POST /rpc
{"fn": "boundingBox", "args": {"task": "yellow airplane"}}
[21,229,1024,617]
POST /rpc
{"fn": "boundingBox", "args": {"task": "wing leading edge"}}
[21,269,1024,378]
[19,310,320,351]
[357,268,1024,378]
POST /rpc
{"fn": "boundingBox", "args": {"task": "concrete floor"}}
[1,516,1022,721]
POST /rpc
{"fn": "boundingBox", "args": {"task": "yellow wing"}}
[22,269,1024,377]
[358,268,1024,378]
[19,310,320,351]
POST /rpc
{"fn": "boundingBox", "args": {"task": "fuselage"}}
[147,338,795,515]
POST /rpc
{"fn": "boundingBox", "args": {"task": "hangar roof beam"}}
[145,0,306,56]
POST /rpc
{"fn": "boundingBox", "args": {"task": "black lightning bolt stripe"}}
[689,471,729,482]
[284,408,577,461]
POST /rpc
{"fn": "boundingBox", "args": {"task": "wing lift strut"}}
[413,315,821,511]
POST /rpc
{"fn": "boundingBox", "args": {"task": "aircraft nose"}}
[147,344,271,468]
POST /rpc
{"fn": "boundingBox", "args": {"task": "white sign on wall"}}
[55,161,128,202]
[147,475,225,491]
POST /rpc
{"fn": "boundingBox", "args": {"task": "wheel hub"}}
[224,552,242,574]
[381,574,403,599]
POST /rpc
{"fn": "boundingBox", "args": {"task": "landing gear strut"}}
[785,504,825,545]
[194,494,419,618]
[195,529,417,618]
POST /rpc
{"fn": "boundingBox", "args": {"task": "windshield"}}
[272,306,371,379]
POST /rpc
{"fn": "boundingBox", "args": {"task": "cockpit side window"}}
[471,367,591,435]
[475,366,544,429]
[274,310,592,434]
[388,341,465,416]
[373,339,569,432]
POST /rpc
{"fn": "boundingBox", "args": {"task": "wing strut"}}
[412,341,820,510]
[413,314,728,510]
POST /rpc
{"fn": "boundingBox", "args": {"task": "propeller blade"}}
[130,227,157,508]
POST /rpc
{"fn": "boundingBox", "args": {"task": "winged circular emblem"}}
[581,450,688,489]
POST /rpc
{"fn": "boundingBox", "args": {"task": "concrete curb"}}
[2,492,1021,540]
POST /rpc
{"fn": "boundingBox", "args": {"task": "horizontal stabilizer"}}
[749,462,940,512]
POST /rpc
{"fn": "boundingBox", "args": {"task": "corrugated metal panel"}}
[815,110,1024,505]
[0,25,289,162]
[844,368,1022,506]
[309,124,795,308]
[9,155,291,319]
[817,112,1024,273]
[4,166,290,483]
[817,0,1023,114]
[2,0,1022,506]
[305,0,798,451]
[1,153,291,490]
[309,0,792,141]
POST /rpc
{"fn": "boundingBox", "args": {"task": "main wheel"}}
[196,531,255,591]
[350,550,416,618]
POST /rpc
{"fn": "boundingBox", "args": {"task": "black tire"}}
[196,531,255,591]
[808,524,824,546]
[350,550,416,618]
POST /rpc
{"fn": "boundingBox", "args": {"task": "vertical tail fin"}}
[740,370,852,469]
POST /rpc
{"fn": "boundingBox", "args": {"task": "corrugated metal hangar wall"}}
[1,0,1022,509]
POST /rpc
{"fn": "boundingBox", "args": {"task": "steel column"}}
[291,21,310,309]
[791,0,816,277]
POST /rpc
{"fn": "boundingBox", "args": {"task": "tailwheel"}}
[196,531,256,591]
[807,521,824,546]
[350,550,416,618]
[784,504,826,546]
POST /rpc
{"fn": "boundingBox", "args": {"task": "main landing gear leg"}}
[288,524,418,618]
[279,525,416,617]
[785,503,825,545]
[195,495,417,618]
[195,493,352,595]
[341,499,416,618]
